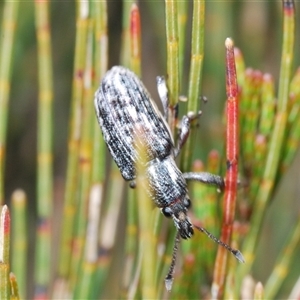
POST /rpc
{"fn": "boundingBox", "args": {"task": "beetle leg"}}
[174,111,202,157]
[156,76,169,120]
[183,172,225,190]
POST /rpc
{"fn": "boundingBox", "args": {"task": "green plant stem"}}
[165,0,179,133]
[11,190,27,298]
[279,67,300,174]
[136,134,158,299]
[85,2,108,298]
[121,0,134,68]
[123,188,138,296]
[0,0,19,205]
[57,0,88,285]
[91,0,107,182]
[177,1,188,85]
[34,0,53,296]
[197,152,220,268]
[234,48,246,88]
[75,186,101,299]
[0,205,11,299]
[73,18,95,298]
[95,171,124,294]
[181,0,205,172]
[249,74,275,200]
[123,4,141,296]
[243,71,262,172]
[258,74,275,137]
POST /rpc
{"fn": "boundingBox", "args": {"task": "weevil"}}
[94,66,244,290]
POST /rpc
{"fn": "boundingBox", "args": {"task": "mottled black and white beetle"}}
[94,66,244,290]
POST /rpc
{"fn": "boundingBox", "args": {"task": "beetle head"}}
[161,198,194,239]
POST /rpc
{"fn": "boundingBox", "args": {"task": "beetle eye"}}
[183,199,191,209]
[162,207,172,218]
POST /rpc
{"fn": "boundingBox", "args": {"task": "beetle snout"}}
[173,211,194,239]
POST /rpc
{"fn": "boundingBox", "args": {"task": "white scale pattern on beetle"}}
[94,66,244,291]
[95,66,174,181]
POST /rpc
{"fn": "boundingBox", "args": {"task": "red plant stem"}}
[130,3,141,73]
[1,205,10,261]
[212,38,239,298]
[0,205,10,299]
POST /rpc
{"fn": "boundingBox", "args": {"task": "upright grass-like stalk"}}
[89,2,115,298]
[135,130,159,299]
[0,205,10,299]
[0,203,21,300]
[123,5,141,297]
[34,0,53,297]
[165,0,179,133]
[95,163,124,297]
[93,1,108,88]
[130,4,141,75]
[280,67,300,174]
[0,1,19,205]
[258,74,275,137]
[181,0,205,172]
[249,74,275,200]
[11,190,27,298]
[242,70,263,173]
[177,1,188,84]
[121,0,135,68]
[234,48,246,87]
[57,1,89,293]
[72,16,95,299]
[238,0,295,283]
[212,38,240,299]
[92,1,122,297]
[81,2,108,299]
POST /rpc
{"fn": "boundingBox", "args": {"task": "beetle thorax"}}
[145,156,187,206]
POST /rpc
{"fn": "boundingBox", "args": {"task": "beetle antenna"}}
[165,232,181,291]
[194,224,245,263]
